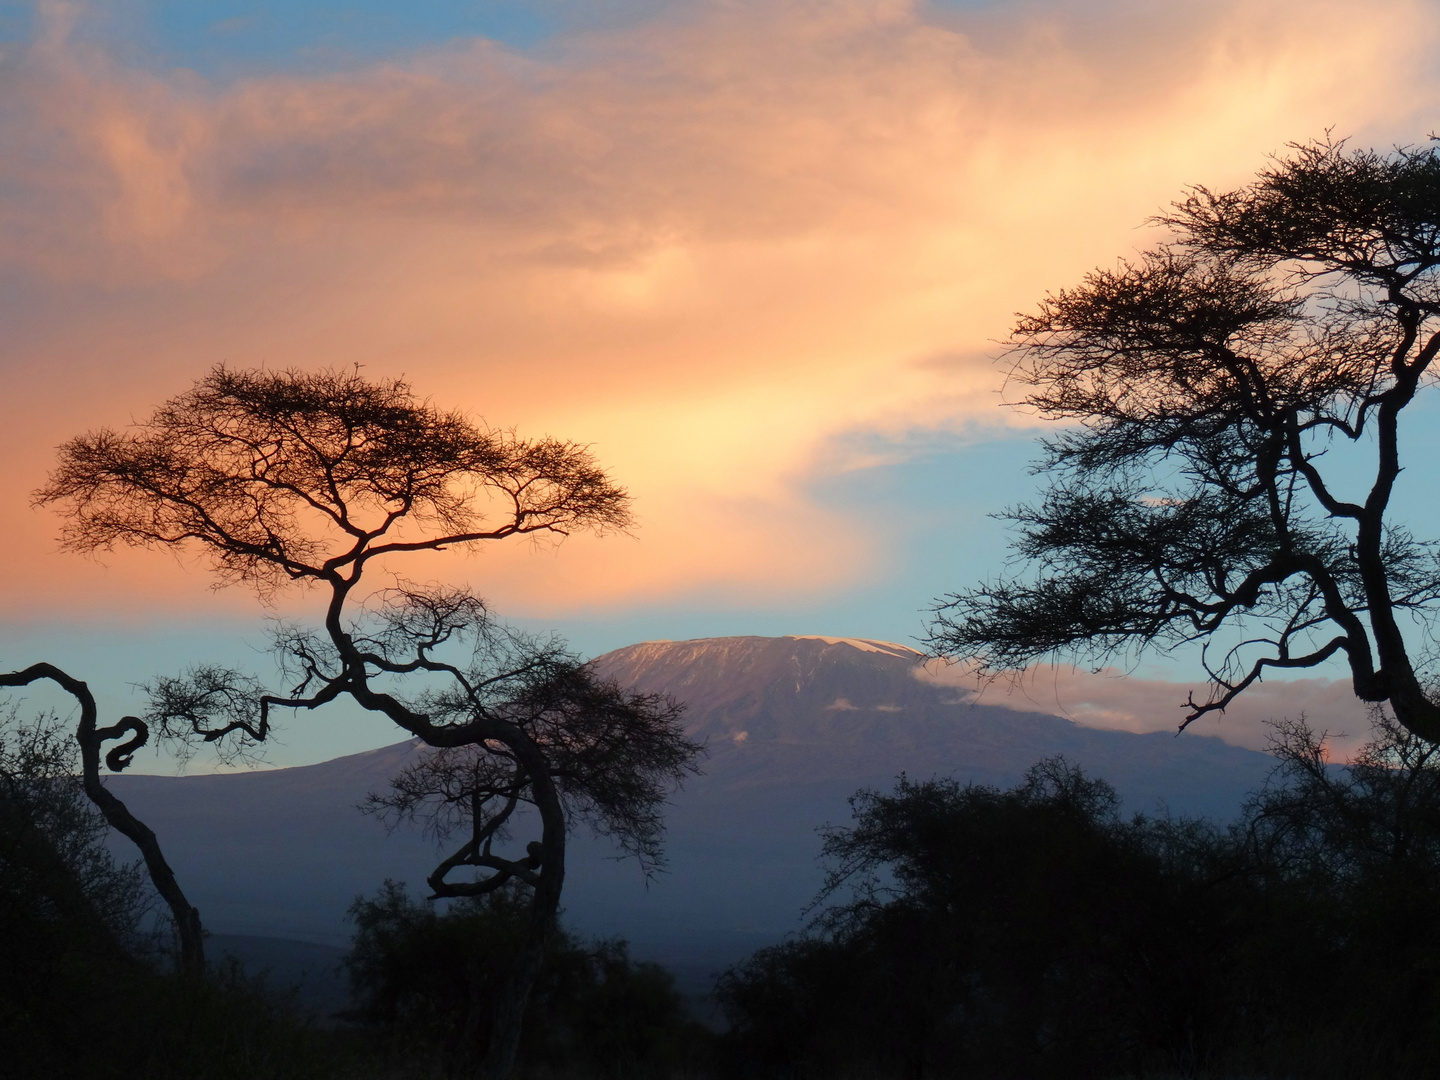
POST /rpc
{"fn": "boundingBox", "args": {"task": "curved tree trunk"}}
[79,733,207,978]
[0,663,206,977]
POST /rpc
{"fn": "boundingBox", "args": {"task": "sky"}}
[2,0,1439,769]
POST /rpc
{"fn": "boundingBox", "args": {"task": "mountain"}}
[106,635,1276,985]
[592,636,1269,805]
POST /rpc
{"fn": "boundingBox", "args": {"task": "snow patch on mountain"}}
[791,636,920,658]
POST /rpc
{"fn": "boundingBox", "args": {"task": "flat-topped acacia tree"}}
[34,365,699,1078]
[929,138,1440,741]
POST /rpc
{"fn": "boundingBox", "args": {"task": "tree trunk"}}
[478,754,566,1080]
[480,893,558,1080]
[78,752,206,977]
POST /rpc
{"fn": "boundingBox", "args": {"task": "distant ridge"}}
[109,635,1276,969]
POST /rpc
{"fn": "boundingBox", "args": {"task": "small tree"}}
[0,667,203,975]
[929,138,1440,740]
[34,365,700,1078]
[347,880,706,1078]
[1247,713,1440,897]
[1238,715,1440,1069]
[0,706,154,966]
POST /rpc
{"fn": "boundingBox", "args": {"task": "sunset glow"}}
[3,0,1435,762]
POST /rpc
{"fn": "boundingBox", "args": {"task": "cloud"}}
[918,659,1377,758]
[1,0,1437,618]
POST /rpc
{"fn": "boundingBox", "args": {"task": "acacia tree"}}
[34,365,700,1078]
[929,138,1440,740]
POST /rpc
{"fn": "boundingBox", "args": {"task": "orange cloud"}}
[1,0,1437,618]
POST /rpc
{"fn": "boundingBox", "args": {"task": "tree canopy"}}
[39,365,631,596]
[928,138,1440,740]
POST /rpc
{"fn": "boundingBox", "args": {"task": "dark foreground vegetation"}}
[1,709,708,1079]
[343,881,714,1078]
[720,717,1440,1079]
[11,704,1440,1079]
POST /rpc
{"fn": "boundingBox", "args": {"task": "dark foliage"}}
[719,760,1233,1079]
[0,709,152,951]
[1236,715,1440,1075]
[719,732,1440,1079]
[1,710,153,1072]
[930,138,1440,740]
[0,712,375,1080]
[0,707,705,1080]
[346,881,715,1078]
[0,665,206,974]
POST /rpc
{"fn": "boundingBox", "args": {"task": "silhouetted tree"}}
[34,365,701,1078]
[929,138,1440,740]
[1249,713,1440,888]
[356,603,696,892]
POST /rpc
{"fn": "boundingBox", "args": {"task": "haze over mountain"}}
[107,636,1277,977]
